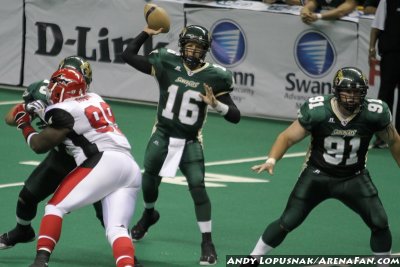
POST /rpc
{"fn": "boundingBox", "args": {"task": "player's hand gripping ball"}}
[13,103,32,129]
[144,3,170,33]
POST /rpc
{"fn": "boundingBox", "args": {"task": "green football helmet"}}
[22,80,50,104]
[332,67,368,113]
[178,25,211,69]
[58,56,92,87]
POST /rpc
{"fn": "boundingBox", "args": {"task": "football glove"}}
[13,103,32,129]
[25,99,47,121]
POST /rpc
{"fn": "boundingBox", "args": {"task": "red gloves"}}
[13,103,37,142]
[13,103,32,129]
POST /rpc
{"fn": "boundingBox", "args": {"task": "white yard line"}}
[0,182,24,189]
[19,161,41,166]
[205,152,306,166]
[19,152,307,168]
[2,152,307,189]
[0,100,22,105]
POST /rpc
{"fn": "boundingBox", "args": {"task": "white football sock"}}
[198,220,212,233]
[250,237,273,262]
[373,251,391,267]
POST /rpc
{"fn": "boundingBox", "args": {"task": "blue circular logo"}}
[294,31,336,78]
[210,20,246,67]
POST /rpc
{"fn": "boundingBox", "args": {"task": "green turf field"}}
[0,88,399,267]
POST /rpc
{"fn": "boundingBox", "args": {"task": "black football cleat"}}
[0,225,35,249]
[29,251,50,267]
[199,241,217,265]
[131,210,160,241]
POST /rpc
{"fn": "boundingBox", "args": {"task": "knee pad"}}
[368,208,389,232]
[189,186,209,206]
[19,186,40,206]
[45,204,65,218]
[262,219,290,248]
[142,172,161,188]
[16,187,41,221]
[106,225,130,244]
[280,209,305,232]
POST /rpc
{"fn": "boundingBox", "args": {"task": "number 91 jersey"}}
[148,48,234,140]
[298,95,391,177]
[44,93,131,165]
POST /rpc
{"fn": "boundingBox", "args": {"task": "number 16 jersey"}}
[148,48,234,140]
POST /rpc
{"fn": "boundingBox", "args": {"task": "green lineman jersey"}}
[298,95,391,177]
[21,80,103,221]
[148,48,234,140]
[21,80,77,198]
[22,80,49,104]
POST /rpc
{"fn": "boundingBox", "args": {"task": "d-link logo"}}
[34,22,167,63]
[210,20,246,67]
[294,31,336,78]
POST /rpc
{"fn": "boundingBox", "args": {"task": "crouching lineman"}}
[12,68,142,267]
[240,67,400,266]
[1,56,105,251]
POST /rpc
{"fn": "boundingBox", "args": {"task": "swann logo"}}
[294,31,336,78]
[210,20,246,67]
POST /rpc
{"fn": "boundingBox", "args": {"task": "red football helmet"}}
[48,68,87,104]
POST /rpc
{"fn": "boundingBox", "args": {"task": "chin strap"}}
[184,57,202,69]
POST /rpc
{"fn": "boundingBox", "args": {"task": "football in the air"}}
[144,3,170,33]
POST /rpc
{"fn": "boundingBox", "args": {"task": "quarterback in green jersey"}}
[122,25,240,265]
[240,67,400,267]
[0,57,103,250]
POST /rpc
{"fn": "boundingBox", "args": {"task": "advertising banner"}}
[0,0,24,85]
[186,8,358,119]
[24,0,184,102]
[8,0,371,120]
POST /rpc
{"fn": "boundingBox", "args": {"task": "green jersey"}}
[22,80,49,104]
[148,48,234,139]
[298,95,391,177]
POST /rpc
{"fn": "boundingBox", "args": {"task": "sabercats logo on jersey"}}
[332,129,357,136]
[175,77,200,88]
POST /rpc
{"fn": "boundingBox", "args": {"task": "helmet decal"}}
[58,56,92,87]
[332,67,368,113]
[49,68,87,104]
[334,69,344,87]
